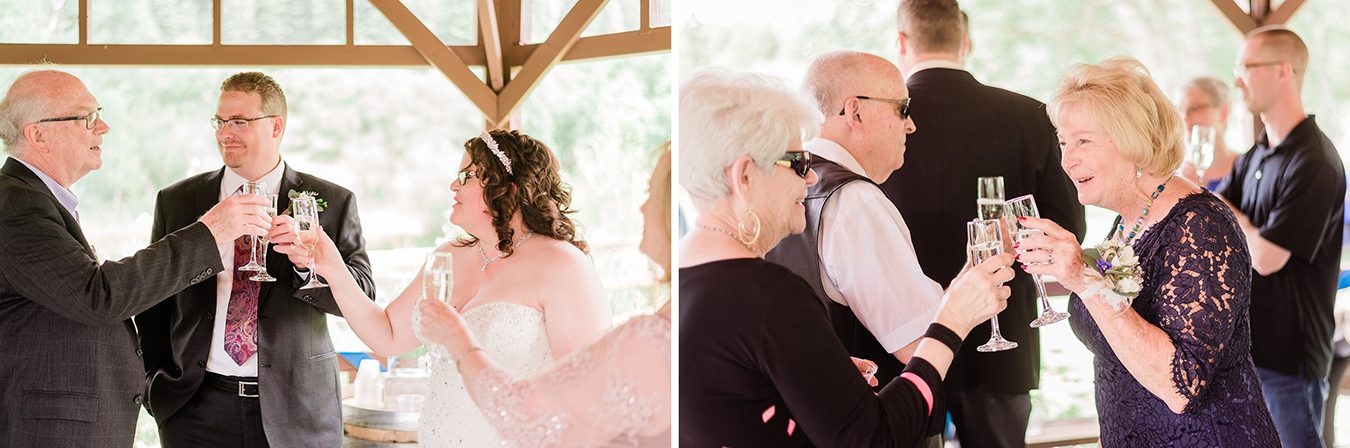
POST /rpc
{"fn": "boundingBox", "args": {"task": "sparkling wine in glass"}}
[236,182,267,272]
[1003,194,1070,327]
[1189,125,1216,184]
[423,253,453,304]
[248,194,279,282]
[968,219,1017,352]
[293,196,328,289]
[976,176,1005,220]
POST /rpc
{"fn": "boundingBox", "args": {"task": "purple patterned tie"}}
[224,235,260,365]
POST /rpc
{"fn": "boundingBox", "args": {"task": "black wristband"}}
[924,322,963,353]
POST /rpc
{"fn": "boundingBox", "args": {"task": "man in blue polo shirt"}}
[1217,26,1345,448]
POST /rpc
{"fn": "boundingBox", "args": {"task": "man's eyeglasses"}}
[839,96,911,120]
[1233,61,1284,80]
[774,151,812,178]
[211,115,278,132]
[456,169,478,186]
[36,107,102,130]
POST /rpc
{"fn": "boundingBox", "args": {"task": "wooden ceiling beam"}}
[478,0,505,91]
[1264,0,1307,25]
[1210,0,1260,34]
[78,0,89,45]
[212,0,222,45]
[371,0,497,119]
[0,44,485,66]
[494,0,610,126]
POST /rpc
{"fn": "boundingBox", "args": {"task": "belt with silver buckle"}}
[205,372,260,398]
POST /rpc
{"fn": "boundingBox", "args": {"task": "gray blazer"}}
[135,165,375,448]
[0,157,223,447]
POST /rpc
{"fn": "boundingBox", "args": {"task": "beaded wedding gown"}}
[413,299,555,446]
[468,313,671,447]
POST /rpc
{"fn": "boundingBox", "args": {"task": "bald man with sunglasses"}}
[767,52,948,417]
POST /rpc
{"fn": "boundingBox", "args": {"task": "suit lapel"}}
[258,165,304,303]
[2,158,95,257]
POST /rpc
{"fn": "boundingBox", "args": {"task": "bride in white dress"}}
[417,147,672,447]
[298,130,611,446]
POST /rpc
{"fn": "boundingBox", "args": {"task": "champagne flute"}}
[236,182,266,272]
[1003,194,1070,327]
[423,253,453,305]
[969,218,1018,352]
[248,194,279,282]
[293,196,328,289]
[976,176,1005,220]
[1189,125,1216,184]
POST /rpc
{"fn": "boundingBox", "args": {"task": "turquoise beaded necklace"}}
[1117,176,1172,245]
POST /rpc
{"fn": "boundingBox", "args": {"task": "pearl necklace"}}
[696,224,762,258]
[476,231,535,271]
[1117,177,1171,245]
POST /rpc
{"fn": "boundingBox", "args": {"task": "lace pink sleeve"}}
[466,314,672,447]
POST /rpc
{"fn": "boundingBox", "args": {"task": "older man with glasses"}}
[134,71,376,448]
[0,70,271,447]
[1217,26,1345,448]
[766,51,946,431]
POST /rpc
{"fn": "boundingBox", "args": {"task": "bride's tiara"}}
[479,131,513,175]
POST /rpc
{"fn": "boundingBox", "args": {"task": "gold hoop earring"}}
[737,209,762,247]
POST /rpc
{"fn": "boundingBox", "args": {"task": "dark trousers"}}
[949,390,1031,448]
[159,373,270,448]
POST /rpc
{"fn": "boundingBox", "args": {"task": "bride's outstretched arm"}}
[420,299,671,446]
[312,226,425,357]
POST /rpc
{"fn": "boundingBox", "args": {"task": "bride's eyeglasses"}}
[456,169,478,186]
[774,151,812,178]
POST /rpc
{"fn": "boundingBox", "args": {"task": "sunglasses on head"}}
[774,151,812,178]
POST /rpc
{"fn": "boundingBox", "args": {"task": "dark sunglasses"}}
[774,151,812,178]
[839,96,911,120]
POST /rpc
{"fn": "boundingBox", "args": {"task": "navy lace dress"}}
[1068,192,1280,447]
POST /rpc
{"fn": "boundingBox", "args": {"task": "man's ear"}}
[23,123,47,152]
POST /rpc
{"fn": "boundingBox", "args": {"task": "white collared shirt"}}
[807,138,943,353]
[906,59,965,78]
[207,161,285,376]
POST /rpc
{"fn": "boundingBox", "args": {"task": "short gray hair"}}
[679,70,822,202]
[802,51,898,116]
[1183,76,1231,109]
[0,71,57,154]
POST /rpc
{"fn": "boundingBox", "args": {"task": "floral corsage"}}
[1079,238,1144,311]
[282,189,328,215]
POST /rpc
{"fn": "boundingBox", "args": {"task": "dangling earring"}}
[737,208,762,248]
[1135,167,1144,179]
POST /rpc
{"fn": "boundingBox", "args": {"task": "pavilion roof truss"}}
[1210,0,1307,34]
[0,0,672,128]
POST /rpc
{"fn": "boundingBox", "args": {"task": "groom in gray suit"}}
[0,70,271,447]
[135,71,376,448]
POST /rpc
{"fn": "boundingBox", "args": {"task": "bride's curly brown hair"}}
[453,129,588,256]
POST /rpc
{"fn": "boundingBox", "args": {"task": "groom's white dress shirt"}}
[808,138,943,353]
[206,162,285,376]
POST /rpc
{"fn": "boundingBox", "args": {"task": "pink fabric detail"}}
[224,236,260,365]
[761,405,775,423]
[786,419,796,436]
[900,372,933,416]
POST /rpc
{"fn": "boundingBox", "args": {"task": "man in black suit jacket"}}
[882,2,1086,447]
[135,72,375,448]
[0,70,270,447]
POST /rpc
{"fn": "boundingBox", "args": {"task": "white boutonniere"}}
[283,189,328,215]
[1080,238,1144,311]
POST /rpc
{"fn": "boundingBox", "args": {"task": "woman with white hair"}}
[1017,58,1279,446]
[678,69,1015,447]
